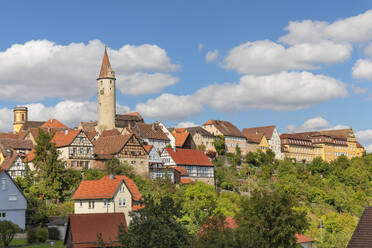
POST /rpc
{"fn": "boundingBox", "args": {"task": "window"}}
[0,212,6,219]
[79,201,83,207]
[100,89,104,95]
[8,195,17,201]
[1,179,6,191]
[73,148,76,154]
[88,201,95,209]
[86,161,90,169]
[104,200,107,206]
[72,161,77,167]
[120,185,125,193]
[119,198,126,207]
[80,148,83,154]
[131,161,136,164]
[87,148,91,154]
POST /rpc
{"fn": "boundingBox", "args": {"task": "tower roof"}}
[98,48,115,79]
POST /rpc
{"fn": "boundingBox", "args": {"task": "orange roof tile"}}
[165,148,213,167]
[1,155,18,170]
[136,123,170,141]
[295,234,315,243]
[170,166,189,176]
[68,213,126,248]
[41,119,68,129]
[72,175,141,201]
[203,120,244,138]
[98,48,115,79]
[24,149,35,162]
[94,134,132,155]
[0,132,20,139]
[173,132,190,147]
[181,178,192,184]
[143,145,153,153]
[51,130,80,147]
[242,126,276,140]
[100,129,120,138]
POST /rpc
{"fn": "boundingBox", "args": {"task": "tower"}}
[13,106,28,133]
[97,48,116,132]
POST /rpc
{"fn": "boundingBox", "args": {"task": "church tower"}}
[13,106,28,133]
[97,48,116,132]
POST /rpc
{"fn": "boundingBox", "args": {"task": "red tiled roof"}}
[67,213,126,248]
[170,166,189,176]
[1,155,18,170]
[127,112,141,116]
[243,132,265,144]
[295,234,314,244]
[347,207,372,247]
[72,175,141,201]
[51,130,80,147]
[0,138,33,150]
[98,48,115,79]
[85,131,97,141]
[136,123,170,141]
[143,145,153,153]
[94,135,132,155]
[41,119,68,129]
[173,132,190,147]
[242,125,276,140]
[24,149,35,162]
[79,121,97,133]
[203,120,244,138]
[165,148,213,167]
[100,129,120,138]
[0,132,20,139]
[181,178,192,184]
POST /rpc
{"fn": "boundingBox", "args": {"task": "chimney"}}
[152,123,156,131]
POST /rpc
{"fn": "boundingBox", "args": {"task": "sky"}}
[1,1,372,150]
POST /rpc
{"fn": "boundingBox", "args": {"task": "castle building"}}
[97,48,116,132]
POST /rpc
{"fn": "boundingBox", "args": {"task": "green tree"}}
[83,168,104,180]
[104,158,135,178]
[119,195,190,248]
[33,128,66,201]
[196,144,206,152]
[236,190,309,248]
[234,145,242,166]
[0,220,21,247]
[213,135,226,156]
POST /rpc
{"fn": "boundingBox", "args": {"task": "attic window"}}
[1,179,6,191]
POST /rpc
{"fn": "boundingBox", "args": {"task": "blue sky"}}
[1,1,372,149]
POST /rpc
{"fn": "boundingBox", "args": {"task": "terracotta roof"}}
[0,138,33,150]
[98,48,115,79]
[51,130,80,148]
[319,129,353,139]
[94,134,132,155]
[295,234,314,244]
[22,121,45,130]
[136,123,170,141]
[143,145,153,153]
[127,112,141,116]
[242,125,276,140]
[184,126,214,137]
[72,175,141,201]
[0,132,20,139]
[67,213,126,248]
[115,114,144,128]
[243,132,265,144]
[170,166,189,176]
[41,119,68,129]
[100,129,120,138]
[85,131,98,141]
[165,148,213,167]
[347,207,372,247]
[1,155,18,170]
[181,178,192,184]
[173,132,190,147]
[203,120,244,138]
[24,149,35,163]
[280,133,312,141]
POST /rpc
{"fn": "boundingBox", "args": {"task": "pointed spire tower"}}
[97,47,116,131]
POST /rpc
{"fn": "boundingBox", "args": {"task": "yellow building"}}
[13,106,28,133]
[243,131,270,153]
[280,134,314,163]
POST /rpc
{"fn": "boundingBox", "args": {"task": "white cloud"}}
[135,93,203,121]
[223,40,351,75]
[198,43,204,52]
[355,129,372,145]
[351,84,368,94]
[134,71,347,121]
[197,71,348,111]
[119,73,179,96]
[0,100,131,131]
[176,122,198,128]
[205,49,219,62]
[0,39,179,101]
[364,43,372,57]
[352,59,372,80]
[286,116,349,133]
[280,10,372,44]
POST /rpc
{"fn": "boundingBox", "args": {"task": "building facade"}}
[280,134,315,163]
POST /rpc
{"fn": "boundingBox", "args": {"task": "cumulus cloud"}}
[223,40,351,75]
[176,121,198,128]
[135,93,203,121]
[352,59,372,80]
[0,100,131,131]
[134,71,347,121]
[120,73,179,95]
[205,50,219,62]
[364,43,372,57]
[0,39,179,101]
[280,9,372,44]
[286,116,349,133]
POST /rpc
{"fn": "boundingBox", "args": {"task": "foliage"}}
[27,228,37,244]
[83,168,104,180]
[48,227,60,240]
[36,227,48,243]
[104,158,135,178]
[213,135,226,156]
[196,144,206,152]
[0,220,21,247]
[119,195,190,248]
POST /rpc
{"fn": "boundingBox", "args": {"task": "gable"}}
[117,136,147,159]
[70,131,94,147]
[0,171,27,206]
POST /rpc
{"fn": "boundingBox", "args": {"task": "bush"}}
[36,227,48,243]
[0,220,21,247]
[48,227,60,240]
[27,228,37,243]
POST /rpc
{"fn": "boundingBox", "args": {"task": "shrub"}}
[0,220,21,247]
[27,228,37,243]
[48,227,60,240]
[36,227,48,243]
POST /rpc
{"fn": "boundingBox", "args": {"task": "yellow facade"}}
[13,106,28,133]
[258,135,270,152]
[0,151,5,165]
[281,135,314,163]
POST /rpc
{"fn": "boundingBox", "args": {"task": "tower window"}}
[22,114,25,121]
[100,89,104,95]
